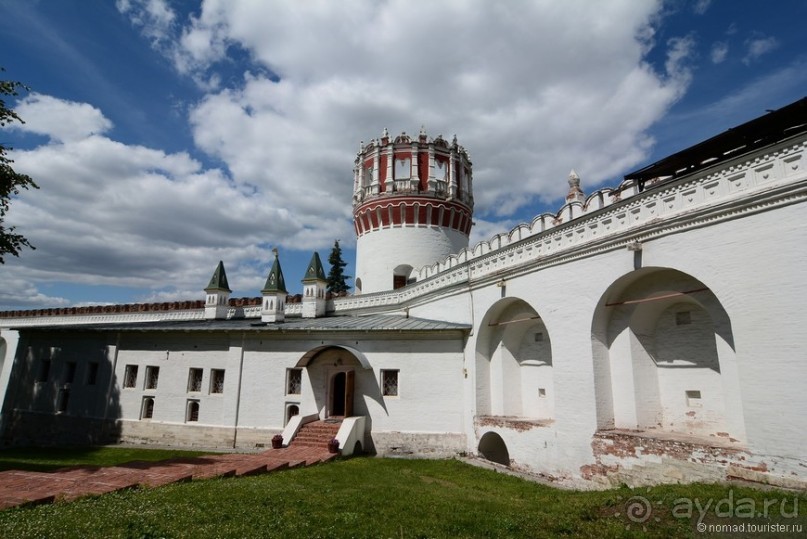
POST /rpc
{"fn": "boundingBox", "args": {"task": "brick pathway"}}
[0,445,337,510]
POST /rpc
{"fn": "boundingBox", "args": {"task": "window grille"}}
[210,369,225,394]
[287,368,302,395]
[187,400,200,422]
[57,389,70,413]
[123,365,138,388]
[141,397,155,419]
[187,368,203,392]
[145,366,160,390]
[382,370,399,397]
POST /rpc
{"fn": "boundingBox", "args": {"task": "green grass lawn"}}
[0,455,804,538]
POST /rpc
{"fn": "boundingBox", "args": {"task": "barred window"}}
[210,369,225,394]
[145,366,160,390]
[141,397,155,419]
[57,389,70,413]
[186,400,200,422]
[381,370,399,397]
[286,368,302,395]
[187,368,203,392]
[123,365,138,389]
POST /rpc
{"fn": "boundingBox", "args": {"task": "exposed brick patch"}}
[475,416,553,432]
[582,429,748,484]
[579,463,619,480]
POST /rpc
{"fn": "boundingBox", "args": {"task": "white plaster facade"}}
[1,104,806,490]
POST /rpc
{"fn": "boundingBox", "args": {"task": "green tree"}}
[326,239,351,295]
[0,69,38,263]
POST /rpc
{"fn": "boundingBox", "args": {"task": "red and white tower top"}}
[352,128,474,294]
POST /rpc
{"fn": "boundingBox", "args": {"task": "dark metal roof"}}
[624,97,807,189]
[18,314,471,333]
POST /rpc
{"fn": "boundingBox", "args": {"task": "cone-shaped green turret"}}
[205,261,231,292]
[302,252,326,283]
[262,249,287,293]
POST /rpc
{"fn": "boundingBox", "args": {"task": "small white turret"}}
[261,249,287,323]
[302,252,327,318]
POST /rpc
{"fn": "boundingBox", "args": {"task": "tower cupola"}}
[352,128,474,294]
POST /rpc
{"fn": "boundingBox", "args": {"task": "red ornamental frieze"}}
[353,197,472,236]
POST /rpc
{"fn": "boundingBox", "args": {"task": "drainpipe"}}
[232,331,246,449]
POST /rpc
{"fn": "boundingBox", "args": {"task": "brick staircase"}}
[0,443,337,510]
[290,419,342,449]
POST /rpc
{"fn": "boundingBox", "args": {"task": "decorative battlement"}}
[4,133,804,329]
[352,128,473,237]
[333,136,807,312]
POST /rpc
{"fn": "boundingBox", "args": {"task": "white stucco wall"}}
[355,226,468,294]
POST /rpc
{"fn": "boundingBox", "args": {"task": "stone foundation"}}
[369,431,466,458]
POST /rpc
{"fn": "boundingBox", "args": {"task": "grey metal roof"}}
[21,314,471,333]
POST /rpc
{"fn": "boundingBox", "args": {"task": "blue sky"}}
[0,0,805,310]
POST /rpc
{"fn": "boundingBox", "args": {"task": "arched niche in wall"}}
[590,267,745,441]
[475,298,554,420]
[392,264,413,290]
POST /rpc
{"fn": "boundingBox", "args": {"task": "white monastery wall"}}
[355,226,468,294]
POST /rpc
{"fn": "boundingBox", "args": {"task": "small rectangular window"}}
[538,387,546,398]
[210,369,225,394]
[37,359,51,383]
[676,311,692,326]
[145,366,160,390]
[686,390,702,407]
[286,368,302,395]
[381,370,399,397]
[64,362,77,384]
[534,332,544,342]
[123,365,138,389]
[86,362,99,385]
[187,368,203,392]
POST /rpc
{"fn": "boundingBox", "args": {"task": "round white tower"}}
[353,128,474,294]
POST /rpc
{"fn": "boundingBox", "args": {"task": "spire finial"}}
[272,247,279,259]
[566,169,584,202]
